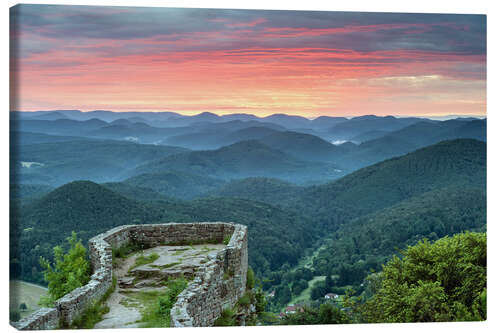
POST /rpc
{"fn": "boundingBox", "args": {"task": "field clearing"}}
[289,275,326,306]
[10,280,48,319]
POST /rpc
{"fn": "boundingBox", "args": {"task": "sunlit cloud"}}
[10,5,486,117]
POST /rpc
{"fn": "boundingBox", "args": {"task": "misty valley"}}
[10,110,486,324]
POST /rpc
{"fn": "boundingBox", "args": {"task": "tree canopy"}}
[359,232,486,323]
[39,232,91,306]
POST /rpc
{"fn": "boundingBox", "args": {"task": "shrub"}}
[112,242,145,260]
[246,267,255,290]
[237,292,251,307]
[39,231,91,306]
[214,308,236,326]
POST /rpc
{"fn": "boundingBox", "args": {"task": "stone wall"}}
[13,308,59,331]
[170,223,248,327]
[13,222,248,330]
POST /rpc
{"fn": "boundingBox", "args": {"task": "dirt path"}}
[94,255,141,329]
[94,291,142,329]
[94,244,225,329]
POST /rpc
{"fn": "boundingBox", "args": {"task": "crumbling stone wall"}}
[170,223,248,326]
[13,222,248,330]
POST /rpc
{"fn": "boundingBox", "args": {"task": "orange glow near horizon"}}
[10,6,487,118]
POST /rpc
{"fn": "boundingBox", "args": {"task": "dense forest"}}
[10,111,487,324]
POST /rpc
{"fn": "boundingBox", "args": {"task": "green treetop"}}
[359,232,486,323]
[39,231,91,306]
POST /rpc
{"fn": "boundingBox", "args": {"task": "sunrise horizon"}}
[10,5,486,118]
[11,108,487,120]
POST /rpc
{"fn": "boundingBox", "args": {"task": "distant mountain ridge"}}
[12,110,484,131]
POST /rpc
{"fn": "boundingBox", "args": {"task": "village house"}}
[324,293,339,300]
[285,304,304,314]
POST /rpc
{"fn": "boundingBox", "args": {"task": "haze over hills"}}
[11,139,188,186]
[12,109,482,132]
[10,138,486,288]
[10,109,487,317]
[122,171,224,200]
[10,111,486,196]
[213,177,302,205]
[202,139,486,231]
[131,140,346,183]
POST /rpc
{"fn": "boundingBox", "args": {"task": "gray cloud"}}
[10,4,486,62]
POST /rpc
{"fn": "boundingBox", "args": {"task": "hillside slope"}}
[133,140,345,183]
[123,171,224,200]
[312,185,486,279]
[11,140,188,186]
[295,139,486,225]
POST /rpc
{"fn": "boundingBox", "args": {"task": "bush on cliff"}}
[39,231,91,306]
[358,232,486,323]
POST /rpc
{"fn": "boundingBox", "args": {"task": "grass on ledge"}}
[138,278,188,328]
[68,276,117,329]
[150,262,182,270]
[128,253,160,272]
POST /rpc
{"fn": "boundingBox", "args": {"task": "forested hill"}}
[131,140,345,183]
[15,181,160,241]
[292,139,486,227]
[213,177,302,205]
[10,138,486,306]
[311,186,486,281]
[10,181,319,283]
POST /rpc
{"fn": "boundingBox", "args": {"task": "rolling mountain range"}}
[131,140,346,183]
[10,112,486,192]
[10,110,487,313]
[10,138,486,284]
[11,138,188,186]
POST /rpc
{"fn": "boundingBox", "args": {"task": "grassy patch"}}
[119,297,141,309]
[69,276,117,329]
[128,253,160,272]
[164,239,221,246]
[9,281,48,319]
[150,262,182,269]
[198,246,218,254]
[138,278,188,328]
[173,249,188,255]
[112,243,146,260]
[223,235,231,245]
[289,275,326,307]
[118,278,189,328]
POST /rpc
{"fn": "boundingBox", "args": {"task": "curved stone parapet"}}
[170,223,248,327]
[13,222,248,330]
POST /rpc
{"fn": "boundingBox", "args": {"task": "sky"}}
[10,5,487,118]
